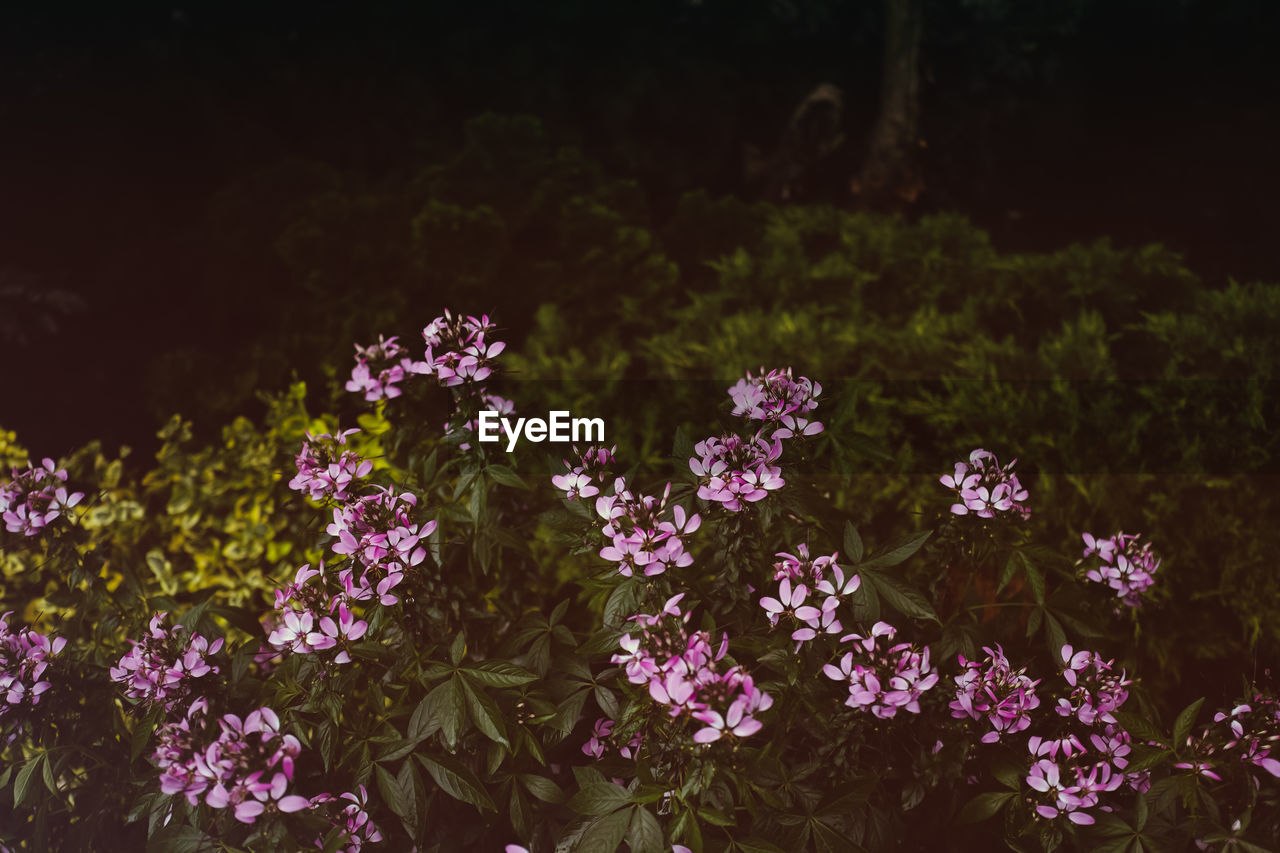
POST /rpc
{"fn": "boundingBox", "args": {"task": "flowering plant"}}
[1,311,1277,852]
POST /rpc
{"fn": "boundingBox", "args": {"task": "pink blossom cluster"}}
[823,621,938,718]
[610,594,772,744]
[551,444,617,500]
[1175,691,1280,785]
[110,613,223,713]
[266,563,369,665]
[950,644,1041,743]
[1080,531,1161,607]
[327,487,436,605]
[1,457,83,536]
[0,612,66,742]
[1056,644,1131,726]
[345,335,423,402]
[728,368,824,439]
[153,699,311,824]
[593,479,700,578]
[689,433,785,512]
[940,448,1030,520]
[288,429,374,503]
[1019,644,1146,826]
[419,310,504,387]
[581,717,642,760]
[759,548,860,649]
[309,785,384,852]
[446,392,516,450]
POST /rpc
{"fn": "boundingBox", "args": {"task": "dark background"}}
[2,0,1277,458]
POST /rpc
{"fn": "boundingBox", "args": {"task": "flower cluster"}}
[446,392,516,450]
[1019,645,1144,826]
[153,700,310,824]
[728,368,824,439]
[1175,690,1280,785]
[327,487,436,605]
[759,548,860,649]
[551,444,617,500]
[288,430,374,503]
[689,434,785,512]
[419,310,504,387]
[581,717,642,760]
[1080,531,1161,607]
[940,448,1030,520]
[345,335,422,402]
[0,612,66,742]
[110,613,223,713]
[266,563,369,665]
[593,480,700,578]
[310,785,384,852]
[1,457,83,537]
[610,594,772,744]
[823,621,938,718]
[950,644,1041,743]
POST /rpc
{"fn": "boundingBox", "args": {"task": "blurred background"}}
[2,0,1277,458]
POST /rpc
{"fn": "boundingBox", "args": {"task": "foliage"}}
[2,307,1278,852]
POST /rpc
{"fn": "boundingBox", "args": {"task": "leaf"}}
[858,530,932,570]
[487,464,531,490]
[1043,612,1067,662]
[145,825,217,853]
[576,807,633,853]
[1173,697,1205,748]
[460,674,510,749]
[862,570,940,624]
[1112,711,1166,746]
[376,764,413,821]
[627,805,665,853]
[603,578,642,627]
[430,677,467,749]
[409,694,441,741]
[417,753,496,812]
[955,791,1014,824]
[519,774,566,804]
[842,522,864,564]
[14,754,43,808]
[568,779,633,816]
[595,685,619,720]
[450,632,467,666]
[1021,552,1045,605]
[672,426,695,465]
[463,660,538,688]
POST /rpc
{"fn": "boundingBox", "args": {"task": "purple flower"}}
[345,335,424,402]
[728,368,823,440]
[1,457,83,537]
[0,613,67,742]
[111,613,223,714]
[940,449,1030,520]
[1079,530,1161,607]
[951,645,1041,743]
[419,310,503,388]
[289,430,374,502]
[825,622,937,718]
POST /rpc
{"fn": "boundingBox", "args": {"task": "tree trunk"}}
[855,0,925,208]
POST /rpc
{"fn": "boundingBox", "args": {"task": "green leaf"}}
[862,570,940,624]
[519,774,566,804]
[14,754,43,808]
[627,805,665,853]
[595,685,619,720]
[735,839,789,853]
[1044,611,1067,662]
[843,522,864,564]
[460,674,510,749]
[486,464,531,490]
[955,791,1014,824]
[450,633,467,666]
[1112,711,1166,746]
[568,780,633,816]
[462,660,538,688]
[576,808,633,853]
[1021,552,1045,605]
[1173,697,1205,748]
[409,694,441,741]
[858,530,932,570]
[417,753,497,812]
[376,764,413,821]
[146,825,217,853]
[430,677,467,748]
